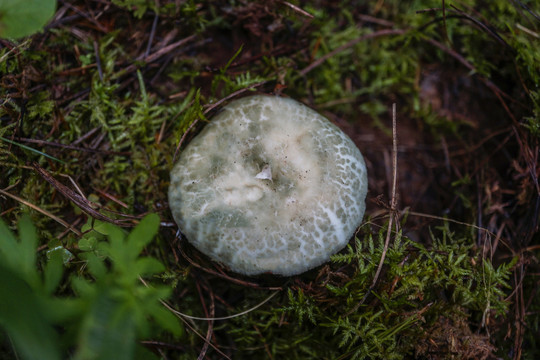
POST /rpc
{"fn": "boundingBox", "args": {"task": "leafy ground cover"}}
[0,0,539,359]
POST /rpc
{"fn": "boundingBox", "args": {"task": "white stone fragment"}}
[168,95,368,276]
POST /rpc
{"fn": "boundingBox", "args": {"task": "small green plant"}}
[0,215,62,360]
[0,0,56,39]
[0,213,182,360]
[110,0,156,18]
[210,46,269,98]
[282,288,320,326]
[275,222,517,359]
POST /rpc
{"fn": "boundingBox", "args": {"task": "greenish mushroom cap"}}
[169,95,368,276]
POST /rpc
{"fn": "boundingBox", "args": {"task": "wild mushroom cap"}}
[169,95,368,276]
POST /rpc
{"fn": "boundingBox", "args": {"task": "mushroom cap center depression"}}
[168,95,368,276]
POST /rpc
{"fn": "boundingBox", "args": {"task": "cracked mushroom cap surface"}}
[169,95,368,276]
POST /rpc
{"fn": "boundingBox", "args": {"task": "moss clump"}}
[0,0,538,358]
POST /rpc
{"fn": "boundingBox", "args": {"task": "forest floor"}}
[0,1,539,359]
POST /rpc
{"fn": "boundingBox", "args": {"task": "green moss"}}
[0,0,537,358]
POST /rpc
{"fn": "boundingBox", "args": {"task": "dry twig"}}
[32,163,135,227]
[177,236,283,291]
[347,103,399,314]
[0,187,83,237]
[300,29,406,76]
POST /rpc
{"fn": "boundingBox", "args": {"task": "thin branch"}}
[12,137,130,156]
[32,163,135,227]
[93,40,103,82]
[202,81,268,115]
[347,104,399,314]
[115,34,197,79]
[139,276,232,360]
[511,0,540,22]
[173,117,198,164]
[369,103,399,291]
[145,12,159,58]
[277,0,314,18]
[0,187,82,237]
[196,278,214,360]
[442,0,449,44]
[164,291,279,321]
[177,237,283,291]
[300,29,406,76]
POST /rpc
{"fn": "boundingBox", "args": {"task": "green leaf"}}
[0,136,65,164]
[41,296,83,326]
[78,236,98,252]
[0,216,18,268]
[0,0,56,39]
[0,215,39,287]
[98,224,127,264]
[43,249,64,295]
[134,257,165,276]
[223,45,243,73]
[74,289,136,360]
[126,213,160,260]
[84,252,107,280]
[46,246,74,264]
[71,277,96,298]
[0,264,61,360]
[97,221,125,240]
[146,304,184,337]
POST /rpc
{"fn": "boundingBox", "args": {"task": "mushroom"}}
[169,95,368,276]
